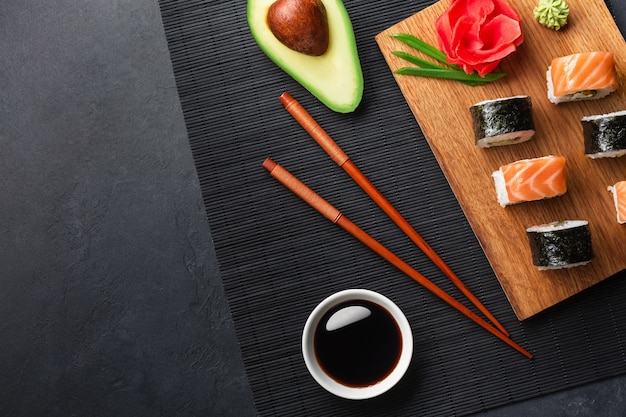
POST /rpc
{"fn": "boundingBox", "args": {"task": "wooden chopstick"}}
[262,158,532,359]
[278,91,510,338]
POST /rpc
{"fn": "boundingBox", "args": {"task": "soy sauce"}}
[314,300,402,387]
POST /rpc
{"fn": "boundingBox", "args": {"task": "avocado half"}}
[247,0,363,113]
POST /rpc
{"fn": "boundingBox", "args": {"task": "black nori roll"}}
[582,110,626,158]
[470,96,535,148]
[526,220,594,270]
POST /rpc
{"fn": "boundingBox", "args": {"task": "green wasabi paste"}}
[533,0,570,31]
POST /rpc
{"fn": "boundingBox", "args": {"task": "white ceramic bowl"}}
[302,289,413,400]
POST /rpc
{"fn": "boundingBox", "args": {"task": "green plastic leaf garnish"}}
[390,33,506,86]
[394,67,507,85]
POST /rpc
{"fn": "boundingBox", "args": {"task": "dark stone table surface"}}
[1,1,624,416]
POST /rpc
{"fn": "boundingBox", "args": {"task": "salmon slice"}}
[548,51,618,102]
[492,155,567,207]
[608,181,626,224]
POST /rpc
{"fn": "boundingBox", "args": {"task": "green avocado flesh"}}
[247,0,363,113]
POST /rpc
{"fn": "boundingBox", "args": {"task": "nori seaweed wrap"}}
[582,110,626,158]
[526,220,594,270]
[470,96,535,148]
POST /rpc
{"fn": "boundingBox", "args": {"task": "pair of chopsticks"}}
[263,92,532,359]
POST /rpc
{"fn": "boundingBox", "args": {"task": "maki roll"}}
[547,51,618,104]
[526,220,594,270]
[582,110,626,158]
[607,181,626,224]
[492,155,567,207]
[470,96,535,148]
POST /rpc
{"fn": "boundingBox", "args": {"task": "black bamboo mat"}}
[158,0,626,415]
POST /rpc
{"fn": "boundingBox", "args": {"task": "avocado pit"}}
[267,0,329,56]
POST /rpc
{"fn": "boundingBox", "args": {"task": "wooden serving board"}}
[376,0,626,320]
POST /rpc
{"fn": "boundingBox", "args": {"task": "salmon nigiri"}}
[608,181,626,224]
[492,155,567,207]
[547,51,618,104]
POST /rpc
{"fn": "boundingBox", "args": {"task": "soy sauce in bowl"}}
[314,299,402,387]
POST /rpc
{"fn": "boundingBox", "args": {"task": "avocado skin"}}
[247,0,363,113]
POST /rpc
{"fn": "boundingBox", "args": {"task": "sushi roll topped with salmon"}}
[547,51,619,104]
[608,181,626,224]
[492,155,567,207]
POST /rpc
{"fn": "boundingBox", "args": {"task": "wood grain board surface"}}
[376,0,626,320]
